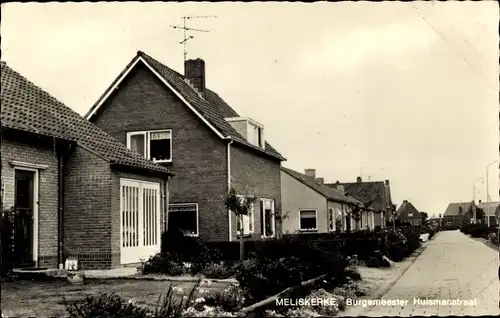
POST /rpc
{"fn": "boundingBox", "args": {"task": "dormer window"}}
[225,117,265,149]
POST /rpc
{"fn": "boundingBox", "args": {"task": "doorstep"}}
[12,267,67,280]
[83,266,139,279]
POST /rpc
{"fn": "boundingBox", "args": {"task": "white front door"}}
[120,179,161,264]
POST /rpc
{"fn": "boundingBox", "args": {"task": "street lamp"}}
[485,160,499,227]
[486,160,498,202]
[472,177,484,223]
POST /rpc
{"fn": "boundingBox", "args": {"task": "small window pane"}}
[130,134,145,156]
[300,210,316,218]
[150,139,171,161]
[150,131,171,140]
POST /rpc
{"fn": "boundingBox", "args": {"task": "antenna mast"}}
[170,15,217,62]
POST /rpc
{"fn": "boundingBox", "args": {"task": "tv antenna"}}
[170,15,217,62]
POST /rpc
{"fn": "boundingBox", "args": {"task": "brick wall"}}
[63,145,113,270]
[230,144,282,240]
[1,130,59,268]
[90,63,228,241]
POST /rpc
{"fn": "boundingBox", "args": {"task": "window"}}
[299,210,317,231]
[408,210,413,217]
[260,199,275,237]
[236,195,255,235]
[168,203,198,236]
[247,122,264,149]
[328,208,334,232]
[127,130,172,163]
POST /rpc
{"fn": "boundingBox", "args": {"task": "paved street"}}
[353,230,499,316]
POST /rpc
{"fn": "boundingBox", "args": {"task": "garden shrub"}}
[63,293,150,318]
[1,207,15,276]
[142,252,186,276]
[469,224,490,238]
[201,281,245,312]
[384,227,421,262]
[200,261,235,279]
[234,256,305,303]
[64,280,201,318]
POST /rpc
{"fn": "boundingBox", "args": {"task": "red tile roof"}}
[1,62,174,177]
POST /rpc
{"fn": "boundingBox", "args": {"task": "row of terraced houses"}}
[1,52,396,270]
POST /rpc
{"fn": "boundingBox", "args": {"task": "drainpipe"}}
[164,177,169,233]
[57,142,67,270]
[227,138,233,241]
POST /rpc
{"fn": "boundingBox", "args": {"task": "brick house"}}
[280,167,371,234]
[326,176,393,229]
[476,201,499,227]
[442,201,476,227]
[395,200,422,226]
[85,51,286,241]
[1,62,174,270]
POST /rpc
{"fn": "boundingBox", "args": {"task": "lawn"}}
[1,278,229,318]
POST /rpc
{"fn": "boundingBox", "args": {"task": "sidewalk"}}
[338,241,428,317]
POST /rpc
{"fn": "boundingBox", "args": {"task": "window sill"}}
[299,229,318,233]
[153,160,172,164]
[261,235,276,239]
[184,233,199,237]
[236,233,253,239]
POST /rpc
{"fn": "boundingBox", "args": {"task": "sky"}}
[1,1,498,217]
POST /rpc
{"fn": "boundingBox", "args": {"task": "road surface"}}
[354,230,499,316]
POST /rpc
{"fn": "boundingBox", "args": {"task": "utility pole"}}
[485,160,498,227]
[170,15,216,62]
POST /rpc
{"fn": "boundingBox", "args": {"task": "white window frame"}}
[119,178,161,264]
[12,166,40,266]
[260,198,276,238]
[126,129,173,163]
[168,203,199,237]
[226,117,265,149]
[236,195,255,235]
[299,209,318,232]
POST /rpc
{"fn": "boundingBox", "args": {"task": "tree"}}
[420,212,429,223]
[349,205,363,231]
[274,208,292,238]
[224,188,256,261]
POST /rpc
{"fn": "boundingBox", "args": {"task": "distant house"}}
[85,51,286,242]
[395,200,422,226]
[280,168,368,234]
[1,62,174,270]
[326,176,393,229]
[477,201,500,226]
[442,201,476,227]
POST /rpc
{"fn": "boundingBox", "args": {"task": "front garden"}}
[54,225,428,318]
[460,223,499,246]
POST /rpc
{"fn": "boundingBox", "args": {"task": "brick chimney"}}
[403,200,408,204]
[356,176,362,183]
[385,180,390,186]
[184,58,206,96]
[316,177,324,185]
[304,169,316,179]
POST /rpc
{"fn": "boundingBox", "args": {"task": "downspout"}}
[164,177,169,233]
[57,142,70,270]
[227,138,233,241]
